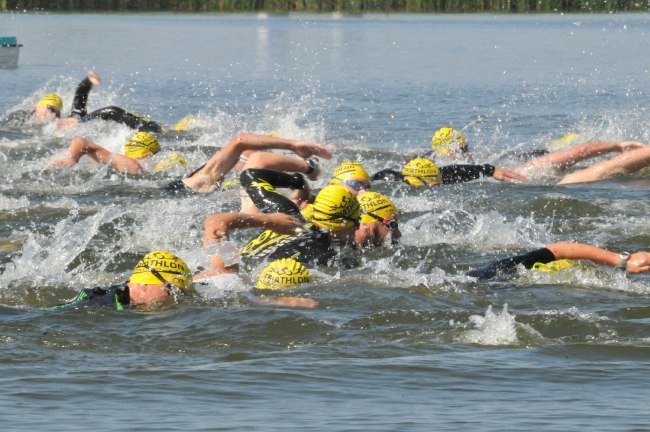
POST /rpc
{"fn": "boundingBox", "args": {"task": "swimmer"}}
[2,92,64,126]
[372,157,527,187]
[46,250,194,309]
[46,131,161,175]
[467,242,650,280]
[513,140,650,185]
[355,191,401,248]
[205,170,361,268]
[425,127,474,163]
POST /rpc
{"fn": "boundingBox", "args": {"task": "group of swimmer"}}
[4,71,650,310]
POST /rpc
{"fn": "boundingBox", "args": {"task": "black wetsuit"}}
[238,168,355,267]
[45,283,131,310]
[466,248,556,280]
[70,77,162,132]
[372,164,497,185]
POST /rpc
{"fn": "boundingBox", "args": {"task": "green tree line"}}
[2,0,648,12]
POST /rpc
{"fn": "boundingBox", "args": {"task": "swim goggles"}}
[46,105,61,117]
[341,179,371,192]
[363,210,399,230]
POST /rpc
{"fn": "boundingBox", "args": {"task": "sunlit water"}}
[1,12,650,430]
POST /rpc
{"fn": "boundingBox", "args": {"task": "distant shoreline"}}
[2,0,649,14]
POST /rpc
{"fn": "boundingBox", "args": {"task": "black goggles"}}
[46,105,61,117]
[341,215,361,228]
[364,211,398,230]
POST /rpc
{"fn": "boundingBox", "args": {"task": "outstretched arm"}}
[203,212,304,246]
[182,134,332,192]
[547,242,650,273]
[514,140,645,174]
[556,145,650,185]
[46,136,143,174]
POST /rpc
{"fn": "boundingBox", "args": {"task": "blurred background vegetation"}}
[1,0,648,13]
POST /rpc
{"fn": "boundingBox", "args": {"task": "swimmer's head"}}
[171,115,198,131]
[256,258,313,290]
[356,191,400,246]
[330,162,371,193]
[124,131,160,158]
[549,133,580,150]
[36,93,63,117]
[358,191,398,225]
[402,158,441,186]
[129,250,194,294]
[431,127,467,156]
[311,185,361,231]
[154,152,189,172]
[531,259,575,273]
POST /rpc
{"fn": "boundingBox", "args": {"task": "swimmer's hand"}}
[263,213,305,235]
[56,117,79,129]
[88,70,102,86]
[492,167,528,183]
[292,142,333,160]
[627,252,650,274]
[617,141,646,152]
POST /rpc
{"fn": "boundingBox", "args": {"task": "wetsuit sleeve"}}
[85,106,163,133]
[371,169,405,182]
[466,248,556,280]
[70,77,94,117]
[240,168,305,218]
[440,164,496,185]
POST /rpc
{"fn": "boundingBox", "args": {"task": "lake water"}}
[1,12,650,431]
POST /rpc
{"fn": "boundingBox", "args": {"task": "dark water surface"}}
[1,13,650,430]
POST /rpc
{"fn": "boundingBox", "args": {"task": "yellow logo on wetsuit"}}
[240,229,292,258]
[250,179,281,195]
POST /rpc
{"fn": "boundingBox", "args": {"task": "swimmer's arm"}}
[549,242,650,273]
[203,212,303,245]
[70,71,101,118]
[255,296,318,309]
[182,134,329,190]
[441,164,527,184]
[515,141,644,174]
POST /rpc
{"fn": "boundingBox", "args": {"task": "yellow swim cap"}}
[154,152,189,171]
[330,162,371,185]
[431,127,467,156]
[171,115,198,131]
[549,133,580,150]
[311,185,361,231]
[531,259,575,273]
[402,158,441,186]
[358,191,398,225]
[300,203,314,221]
[124,131,160,159]
[130,250,193,290]
[36,93,63,112]
[256,258,313,290]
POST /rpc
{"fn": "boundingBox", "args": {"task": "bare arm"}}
[515,141,645,174]
[47,136,143,174]
[547,241,650,273]
[182,133,332,191]
[557,145,650,185]
[203,212,304,246]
